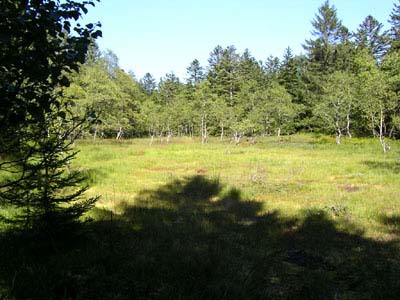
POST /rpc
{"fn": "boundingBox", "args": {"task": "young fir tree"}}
[0,0,101,231]
[279,47,303,101]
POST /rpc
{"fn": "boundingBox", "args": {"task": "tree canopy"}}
[61,0,400,154]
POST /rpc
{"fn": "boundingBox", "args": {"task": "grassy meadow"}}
[2,134,400,299]
[78,134,400,240]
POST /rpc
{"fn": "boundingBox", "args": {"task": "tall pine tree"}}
[388,0,400,51]
[355,15,388,60]
[303,0,345,73]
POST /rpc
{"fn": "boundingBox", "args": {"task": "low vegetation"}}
[2,135,399,299]
[77,135,400,240]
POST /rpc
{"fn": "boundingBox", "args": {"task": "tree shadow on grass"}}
[363,160,400,174]
[1,175,400,299]
[380,215,400,236]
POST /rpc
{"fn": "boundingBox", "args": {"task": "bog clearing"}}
[2,134,400,299]
[79,134,400,240]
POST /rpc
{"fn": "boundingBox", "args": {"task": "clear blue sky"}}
[82,0,396,81]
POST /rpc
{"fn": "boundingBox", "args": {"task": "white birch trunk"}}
[335,112,342,145]
[346,105,352,139]
[93,123,98,140]
[379,108,388,153]
[116,126,123,140]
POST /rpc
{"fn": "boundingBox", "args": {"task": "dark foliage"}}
[0,0,101,230]
[1,176,399,299]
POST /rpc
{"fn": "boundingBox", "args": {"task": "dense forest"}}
[65,0,400,152]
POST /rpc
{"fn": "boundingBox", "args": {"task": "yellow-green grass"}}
[76,134,400,241]
[2,134,400,299]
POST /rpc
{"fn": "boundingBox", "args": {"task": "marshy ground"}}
[1,134,400,299]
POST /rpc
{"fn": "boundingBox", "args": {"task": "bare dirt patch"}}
[196,168,208,175]
[342,184,361,192]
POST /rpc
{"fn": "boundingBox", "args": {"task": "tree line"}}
[65,1,400,152]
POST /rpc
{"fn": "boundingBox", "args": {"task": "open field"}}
[78,134,400,240]
[2,134,400,299]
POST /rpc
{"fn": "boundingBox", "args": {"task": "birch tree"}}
[316,71,356,144]
[355,51,396,152]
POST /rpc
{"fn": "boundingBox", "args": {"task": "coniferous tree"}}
[140,73,157,95]
[238,49,265,85]
[207,45,240,105]
[236,49,266,122]
[0,0,101,231]
[264,55,281,81]
[355,15,388,60]
[388,0,400,51]
[303,0,345,73]
[207,45,224,71]
[158,73,182,104]
[279,49,309,129]
[186,59,204,86]
[280,47,301,100]
[334,26,357,71]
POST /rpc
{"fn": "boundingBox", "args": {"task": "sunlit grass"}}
[1,134,400,298]
[74,134,400,240]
